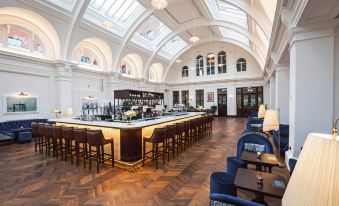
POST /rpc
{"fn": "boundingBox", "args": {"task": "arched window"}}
[218,51,227,74]
[79,48,99,66]
[182,66,188,77]
[0,25,44,55]
[148,69,156,82]
[196,55,204,76]
[237,58,246,72]
[206,53,215,75]
[120,59,134,77]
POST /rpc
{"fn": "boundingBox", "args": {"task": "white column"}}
[275,65,290,124]
[289,29,334,157]
[269,77,276,109]
[54,62,73,117]
[263,83,270,106]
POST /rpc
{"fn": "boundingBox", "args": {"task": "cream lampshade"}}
[263,109,279,132]
[66,107,73,117]
[258,104,267,119]
[282,133,339,205]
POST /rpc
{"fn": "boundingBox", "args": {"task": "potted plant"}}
[211,105,217,115]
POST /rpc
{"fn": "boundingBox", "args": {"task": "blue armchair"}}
[273,124,289,156]
[246,118,264,131]
[227,133,274,177]
[210,193,264,206]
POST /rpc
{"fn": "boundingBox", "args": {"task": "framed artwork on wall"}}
[207,92,214,102]
[3,95,38,114]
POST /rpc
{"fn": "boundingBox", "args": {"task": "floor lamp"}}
[263,109,285,167]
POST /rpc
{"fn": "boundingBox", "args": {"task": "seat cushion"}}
[210,172,237,196]
[18,131,32,144]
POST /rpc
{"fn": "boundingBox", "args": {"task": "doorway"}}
[236,86,264,117]
[217,88,227,117]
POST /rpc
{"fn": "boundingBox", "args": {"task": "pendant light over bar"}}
[151,0,168,10]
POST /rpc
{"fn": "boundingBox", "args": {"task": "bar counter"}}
[50,112,204,166]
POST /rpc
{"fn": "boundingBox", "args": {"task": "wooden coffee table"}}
[241,151,279,173]
[11,128,32,142]
[235,168,286,205]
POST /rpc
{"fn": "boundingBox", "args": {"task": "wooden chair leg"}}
[84,143,87,169]
[143,140,146,166]
[111,142,114,168]
[96,146,100,173]
[89,147,92,171]
[155,143,158,169]
[76,143,80,166]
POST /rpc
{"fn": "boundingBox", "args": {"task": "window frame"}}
[182,66,189,77]
[181,90,189,106]
[196,55,204,76]
[218,51,227,74]
[206,53,215,75]
[236,58,247,72]
[196,89,204,107]
[173,91,179,105]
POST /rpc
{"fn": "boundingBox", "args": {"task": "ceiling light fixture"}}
[151,0,168,10]
[189,36,200,43]
[18,92,28,96]
[175,59,182,63]
[102,20,113,29]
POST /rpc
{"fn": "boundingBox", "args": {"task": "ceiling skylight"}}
[158,36,188,60]
[45,0,76,12]
[218,27,250,46]
[87,0,145,28]
[135,15,172,44]
[214,0,248,29]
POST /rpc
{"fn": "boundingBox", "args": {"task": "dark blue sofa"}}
[273,124,289,156]
[210,193,264,206]
[0,119,48,137]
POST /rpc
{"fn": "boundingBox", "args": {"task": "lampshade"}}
[282,133,339,205]
[262,109,279,132]
[258,104,267,119]
[52,109,61,114]
[151,0,168,10]
[66,107,73,117]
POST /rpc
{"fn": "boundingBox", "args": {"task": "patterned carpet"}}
[0,117,288,206]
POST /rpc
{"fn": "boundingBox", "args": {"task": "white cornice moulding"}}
[165,77,264,87]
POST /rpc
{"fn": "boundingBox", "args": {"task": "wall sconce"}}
[88,96,95,99]
[18,92,28,96]
[52,109,61,118]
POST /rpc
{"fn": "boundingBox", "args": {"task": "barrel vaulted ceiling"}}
[17,0,277,73]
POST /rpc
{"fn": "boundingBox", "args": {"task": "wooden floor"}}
[0,118,289,206]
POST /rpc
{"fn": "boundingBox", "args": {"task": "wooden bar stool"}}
[189,119,197,144]
[86,130,114,173]
[45,125,55,157]
[143,127,166,169]
[52,126,64,160]
[31,123,41,153]
[183,121,191,149]
[62,127,76,164]
[38,124,48,155]
[74,128,88,168]
[165,124,177,159]
[175,123,185,152]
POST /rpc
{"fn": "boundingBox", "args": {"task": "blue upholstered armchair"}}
[227,133,273,177]
[246,118,264,131]
[273,124,289,156]
[210,193,264,206]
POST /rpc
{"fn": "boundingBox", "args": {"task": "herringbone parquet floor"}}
[0,118,288,206]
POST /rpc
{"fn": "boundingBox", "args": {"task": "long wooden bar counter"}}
[50,112,203,166]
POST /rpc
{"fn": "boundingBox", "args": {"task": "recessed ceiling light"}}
[151,0,168,10]
[189,36,200,43]
[102,20,113,29]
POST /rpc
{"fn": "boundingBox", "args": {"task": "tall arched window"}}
[79,48,99,66]
[206,53,215,75]
[120,59,134,77]
[196,55,204,76]
[237,58,246,72]
[0,25,44,55]
[182,66,188,77]
[148,69,156,82]
[218,51,227,74]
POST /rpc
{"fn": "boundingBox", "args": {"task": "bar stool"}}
[45,125,55,157]
[175,123,185,152]
[38,124,48,154]
[165,124,177,159]
[183,121,191,149]
[62,127,76,164]
[86,130,114,173]
[189,119,197,144]
[74,128,88,168]
[52,126,64,160]
[143,127,167,169]
[31,122,41,153]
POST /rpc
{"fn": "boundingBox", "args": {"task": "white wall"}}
[334,26,339,119]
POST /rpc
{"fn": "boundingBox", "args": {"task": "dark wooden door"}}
[217,88,227,117]
[236,87,264,117]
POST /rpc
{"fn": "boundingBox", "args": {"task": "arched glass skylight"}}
[158,36,188,60]
[132,15,172,49]
[218,27,250,46]
[85,0,145,35]
[45,0,76,12]
[214,0,248,29]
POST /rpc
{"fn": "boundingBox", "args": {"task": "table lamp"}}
[52,109,61,118]
[282,133,339,205]
[258,104,267,119]
[263,109,284,166]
